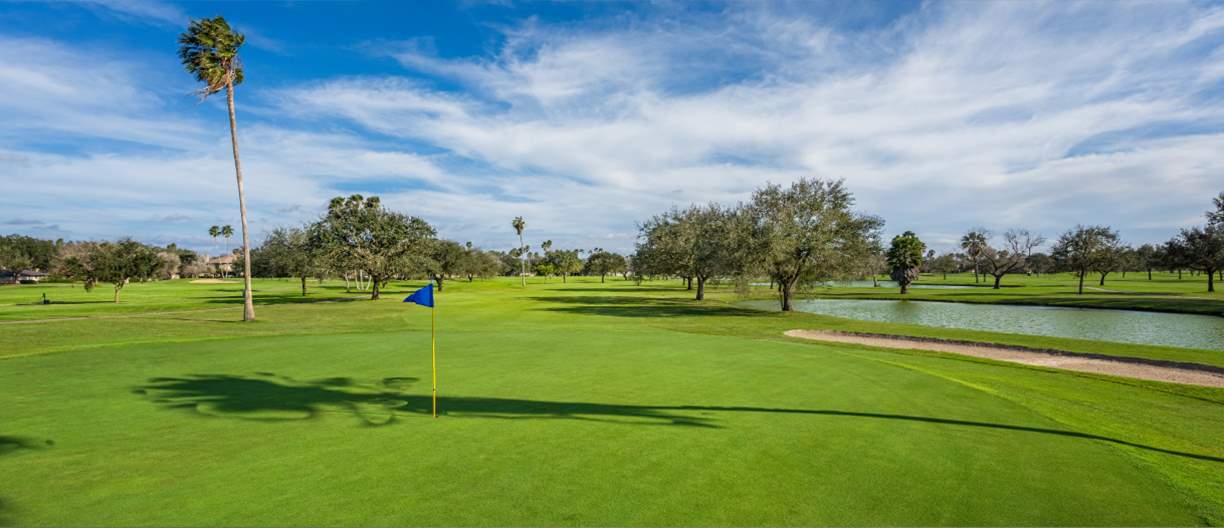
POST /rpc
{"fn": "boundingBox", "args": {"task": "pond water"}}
[750,280,975,289]
[743,298,1224,350]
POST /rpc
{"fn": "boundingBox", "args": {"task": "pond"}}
[742,298,1224,350]
[750,280,975,289]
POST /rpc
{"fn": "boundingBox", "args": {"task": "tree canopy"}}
[886,231,926,294]
[312,195,436,300]
[1051,225,1120,294]
[178,16,245,96]
[743,178,883,311]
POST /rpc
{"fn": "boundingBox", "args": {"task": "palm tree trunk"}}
[226,80,255,321]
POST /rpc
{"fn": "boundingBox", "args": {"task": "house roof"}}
[1,270,46,277]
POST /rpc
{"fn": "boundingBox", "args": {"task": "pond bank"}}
[785,330,1224,388]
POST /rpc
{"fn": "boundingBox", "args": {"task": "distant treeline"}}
[631,181,1223,305]
[3,188,1221,305]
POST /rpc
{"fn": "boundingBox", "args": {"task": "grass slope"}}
[1,278,1222,525]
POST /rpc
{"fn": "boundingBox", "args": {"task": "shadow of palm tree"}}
[0,436,51,457]
[552,286,689,293]
[530,296,763,318]
[0,436,53,526]
[135,373,1223,463]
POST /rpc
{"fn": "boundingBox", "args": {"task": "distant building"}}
[206,255,236,276]
[0,270,48,285]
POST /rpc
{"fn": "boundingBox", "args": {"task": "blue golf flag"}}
[403,284,434,307]
[403,283,439,418]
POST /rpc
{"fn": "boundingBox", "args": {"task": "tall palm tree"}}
[512,216,526,287]
[221,225,234,255]
[220,225,234,277]
[208,225,220,255]
[180,17,255,321]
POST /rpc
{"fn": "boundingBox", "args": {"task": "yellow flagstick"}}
[431,300,437,418]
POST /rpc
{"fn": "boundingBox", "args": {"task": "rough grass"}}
[0,277,1221,525]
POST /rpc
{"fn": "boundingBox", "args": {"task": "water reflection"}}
[745,299,1224,350]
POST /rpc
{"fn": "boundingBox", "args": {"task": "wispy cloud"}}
[271,1,1224,250]
[77,0,188,27]
[3,2,1223,252]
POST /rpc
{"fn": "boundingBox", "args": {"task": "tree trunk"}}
[992,275,1002,289]
[1099,273,1107,286]
[562,273,567,283]
[434,275,444,292]
[685,276,692,290]
[1178,269,1182,279]
[695,276,706,301]
[1148,268,1152,280]
[900,281,909,294]
[114,284,121,303]
[1209,269,1216,293]
[942,271,947,280]
[779,278,794,311]
[226,81,255,321]
[600,273,606,283]
[1077,270,1085,294]
[370,275,381,300]
[300,275,307,296]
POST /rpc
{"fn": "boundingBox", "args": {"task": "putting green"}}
[1,278,1221,525]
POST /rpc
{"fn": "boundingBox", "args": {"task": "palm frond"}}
[177,16,245,98]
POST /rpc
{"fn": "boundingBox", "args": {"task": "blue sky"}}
[1,0,1222,255]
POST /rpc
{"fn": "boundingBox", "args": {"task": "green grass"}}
[1,277,1222,525]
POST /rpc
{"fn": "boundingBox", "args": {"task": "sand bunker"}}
[785,330,1224,388]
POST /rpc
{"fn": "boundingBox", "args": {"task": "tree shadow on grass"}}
[14,300,113,306]
[550,286,689,293]
[135,373,1223,463]
[529,296,763,318]
[0,435,53,526]
[0,436,52,457]
[0,497,12,528]
[200,293,370,307]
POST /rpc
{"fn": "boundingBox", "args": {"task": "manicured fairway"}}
[1,278,1222,525]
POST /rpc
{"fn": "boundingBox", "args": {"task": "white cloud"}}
[4,2,1224,254]
[77,0,188,27]
[278,1,1224,250]
[0,35,207,151]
